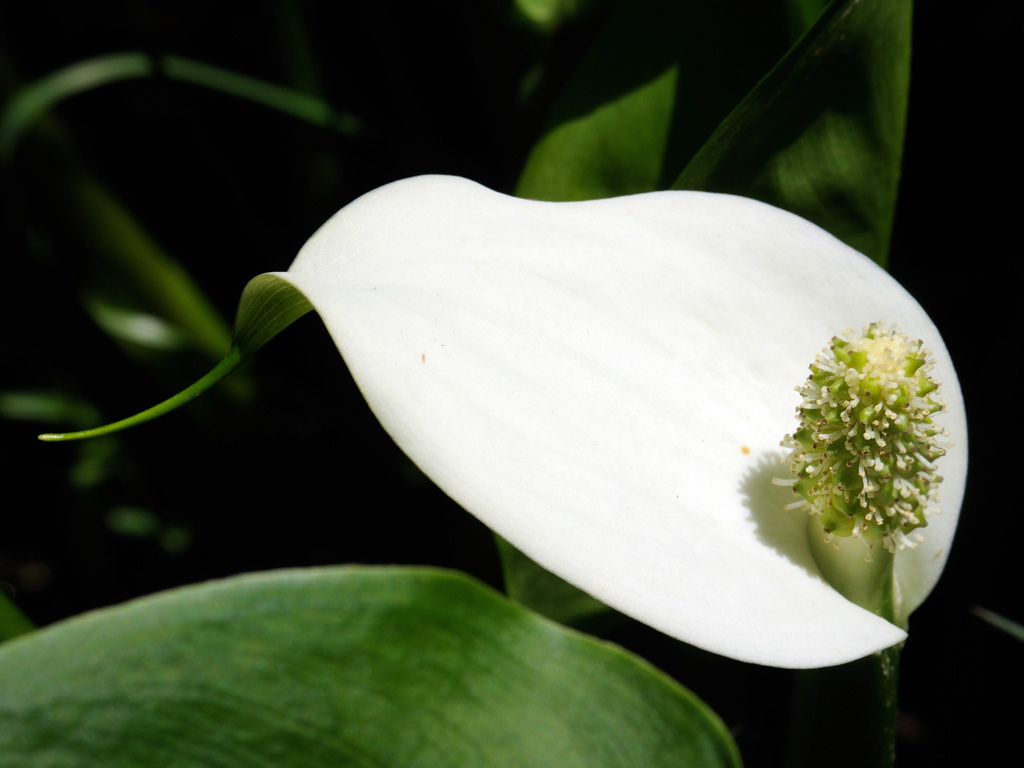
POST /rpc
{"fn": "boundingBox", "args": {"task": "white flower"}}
[274,175,967,669]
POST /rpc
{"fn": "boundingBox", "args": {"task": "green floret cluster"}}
[783,323,948,554]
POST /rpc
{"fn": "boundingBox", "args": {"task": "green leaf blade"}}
[515,2,805,203]
[0,593,34,643]
[496,534,615,628]
[674,0,912,266]
[0,567,742,768]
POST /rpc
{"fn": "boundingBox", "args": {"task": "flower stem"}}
[787,534,901,767]
[785,644,900,768]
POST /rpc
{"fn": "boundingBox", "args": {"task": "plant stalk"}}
[787,537,901,768]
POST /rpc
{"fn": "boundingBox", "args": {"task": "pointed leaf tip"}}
[277,175,966,668]
[34,348,244,442]
[36,275,313,441]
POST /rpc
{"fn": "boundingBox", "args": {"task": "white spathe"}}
[274,175,967,669]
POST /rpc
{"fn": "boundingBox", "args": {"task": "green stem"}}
[787,534,901,768]
[37,346,245,442]
[786,644,900,768]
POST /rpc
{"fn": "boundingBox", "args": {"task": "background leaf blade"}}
[0,567,742,768]
[674,0,912,266]
[515,0,802,201]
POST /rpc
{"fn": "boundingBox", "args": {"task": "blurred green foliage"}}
[0,1,1011,765]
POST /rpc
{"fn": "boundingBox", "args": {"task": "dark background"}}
[0,2,1014,765]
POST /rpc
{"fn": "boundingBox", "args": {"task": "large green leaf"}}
[674,0,912,266]
[515,1,805,202]
[0,567,742,768]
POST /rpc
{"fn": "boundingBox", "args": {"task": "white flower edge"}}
[272,175,967,669]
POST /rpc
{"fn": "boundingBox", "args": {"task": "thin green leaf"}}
[162,55,363,135]
[973,607,1024,643]
[0,567,742,768]
[3,79,232,375]
[66,170,235,363]
[513,0,607,31]
[271,0,324,94]
[38,274,311,441]
[0,52,361,159]
[0,51,236,372]
[0,390,99,426]
[674,0,912,266]
[0,52,151,158]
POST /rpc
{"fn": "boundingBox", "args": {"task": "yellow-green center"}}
[778,323,948,555]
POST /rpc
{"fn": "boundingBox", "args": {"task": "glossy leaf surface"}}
[516,1,797,201]
[675,0,912,266]
[0,567,741,768]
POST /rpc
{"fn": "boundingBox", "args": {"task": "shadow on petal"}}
[742,451,822,582]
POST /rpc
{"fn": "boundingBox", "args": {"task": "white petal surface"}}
[277,176,966,668]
